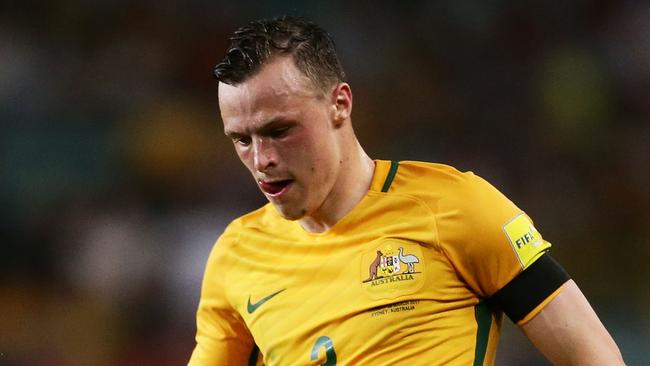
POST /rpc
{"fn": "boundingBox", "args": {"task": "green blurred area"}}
[1,1,648,365]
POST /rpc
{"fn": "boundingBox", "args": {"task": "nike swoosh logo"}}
[247,289,286,314]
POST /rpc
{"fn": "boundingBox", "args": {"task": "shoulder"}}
[388,160,498,205]
[387,160,522,236]
[205,204,280,278]
[216,203,280,248]
[231,203,278,230]
[392,160,482,190]
[393,160,472,183]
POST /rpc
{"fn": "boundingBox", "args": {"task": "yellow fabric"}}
[189,160,553,365]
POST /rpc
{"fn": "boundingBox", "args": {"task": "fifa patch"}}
[360,239,425,300]
[503,213,551,269]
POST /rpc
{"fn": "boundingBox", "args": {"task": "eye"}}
[269,126,290,139]
[233,136,251,147]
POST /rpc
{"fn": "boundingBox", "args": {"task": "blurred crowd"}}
[1,1,648,365]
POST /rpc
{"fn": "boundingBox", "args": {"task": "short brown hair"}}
[214,16,347,93]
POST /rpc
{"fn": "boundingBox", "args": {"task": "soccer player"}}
[189,16,625,366]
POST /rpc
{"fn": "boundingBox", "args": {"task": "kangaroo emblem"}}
[364,250,383,282]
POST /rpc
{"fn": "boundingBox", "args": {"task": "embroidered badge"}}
[360,239,425,299]
[503,213,552,269]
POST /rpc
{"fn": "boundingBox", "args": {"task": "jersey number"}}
[310,336,337,365]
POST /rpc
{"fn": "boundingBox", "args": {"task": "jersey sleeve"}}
[434,172,552,299]
[188,221,255,366]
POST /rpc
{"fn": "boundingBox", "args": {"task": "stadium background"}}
[1,1,648,365]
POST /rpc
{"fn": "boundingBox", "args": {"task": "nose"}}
[252,137,276,172]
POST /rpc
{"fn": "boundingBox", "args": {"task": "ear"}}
[330,82,352,128]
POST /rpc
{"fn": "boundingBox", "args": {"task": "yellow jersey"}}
[189,160,558,366]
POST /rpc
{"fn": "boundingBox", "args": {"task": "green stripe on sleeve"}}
[473,301,492,366]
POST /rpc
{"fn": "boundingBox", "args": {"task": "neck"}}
[299,142,374,233]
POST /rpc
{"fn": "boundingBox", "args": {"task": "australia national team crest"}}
[360,239,426,299]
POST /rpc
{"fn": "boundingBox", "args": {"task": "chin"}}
[273,204,307,221]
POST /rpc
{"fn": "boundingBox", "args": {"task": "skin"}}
[217,54,625,365]
[218,56,374,233]
[521,280,625,366]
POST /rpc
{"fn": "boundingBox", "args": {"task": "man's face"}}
[218,57,343,220]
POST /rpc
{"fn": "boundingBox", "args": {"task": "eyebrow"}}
[224,118,296,138]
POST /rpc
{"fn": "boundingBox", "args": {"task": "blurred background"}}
[1,0,648,365]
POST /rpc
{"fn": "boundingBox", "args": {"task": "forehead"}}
[218,57,320,133]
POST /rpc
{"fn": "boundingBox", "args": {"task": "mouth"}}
[258,179,293,196]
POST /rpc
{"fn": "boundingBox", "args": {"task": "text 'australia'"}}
[370,273,415,287]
